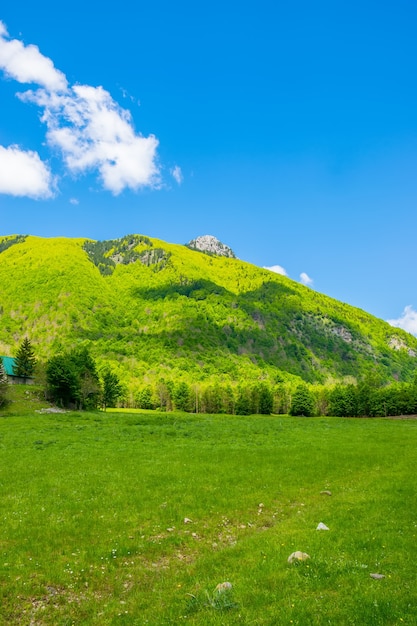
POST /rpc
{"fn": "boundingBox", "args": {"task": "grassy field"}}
[0,391,416,624]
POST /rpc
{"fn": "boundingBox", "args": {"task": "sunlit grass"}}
[0,406,416,624]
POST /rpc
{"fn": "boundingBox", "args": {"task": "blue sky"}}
[1,1,417,332]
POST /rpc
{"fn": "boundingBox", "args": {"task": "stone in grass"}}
[320,490,332,496]
[316,522,329,530]
[288,551,310,564]
[215,581,233,592]
[370,573,385,580]
[183,517,193,524]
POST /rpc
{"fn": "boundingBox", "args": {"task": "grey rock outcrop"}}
[187,235,236,258]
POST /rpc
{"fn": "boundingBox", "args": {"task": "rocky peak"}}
[187,235,236,258]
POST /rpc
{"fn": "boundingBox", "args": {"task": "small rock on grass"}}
[183,517,192,524]
[288,551,310,563]
[320,490,332,496]
[215,582,233,592]
[370,573,385,580]
[316,522,329,530]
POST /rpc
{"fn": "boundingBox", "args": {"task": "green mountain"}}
[0,233,416,390]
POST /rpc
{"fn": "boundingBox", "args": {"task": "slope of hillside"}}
[0,234,416,388]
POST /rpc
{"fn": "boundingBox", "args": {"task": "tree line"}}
[2,339,417,417]
[132,374,417,417]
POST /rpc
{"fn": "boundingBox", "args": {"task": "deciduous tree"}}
[173,381,192,412]
[135,385,155,410]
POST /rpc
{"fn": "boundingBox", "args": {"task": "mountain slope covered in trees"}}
[0,234,416,391]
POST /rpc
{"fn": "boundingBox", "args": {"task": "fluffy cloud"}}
[0,145,53,198]
[0,21,67,91]
[264,264,288,276]
[21,84,160,194]
[171,165,183,185]
[300,272,313,286]
[388,305,417,336]
[0,21,161,196]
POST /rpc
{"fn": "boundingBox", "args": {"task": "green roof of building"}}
[1,356,16,376]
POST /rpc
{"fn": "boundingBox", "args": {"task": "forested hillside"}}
[0,234,416,394]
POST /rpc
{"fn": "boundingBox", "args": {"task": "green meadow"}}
[1,393,416,624]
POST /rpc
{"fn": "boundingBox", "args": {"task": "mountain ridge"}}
[0,233,416,391]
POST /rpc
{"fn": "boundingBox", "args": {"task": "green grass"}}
[2,384,50,415]
[0,404,416,624]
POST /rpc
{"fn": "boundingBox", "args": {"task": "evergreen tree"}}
[290,384,314,416]
[46,354,80,408]
[13,337,37,378]
[101,367,123,410]
[46,348,100,409]
[235,386,251,415]
[258,383,273,414]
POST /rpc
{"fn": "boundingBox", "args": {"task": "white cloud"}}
[20,84,160,195]
[0,21,67,91]
[264,264,287,276]
[171,165,183,185]
[0,145,54,198]
[69,197,79,205]
[0,21,161,196]
[300,272,313,286]
[388,305,417,336]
